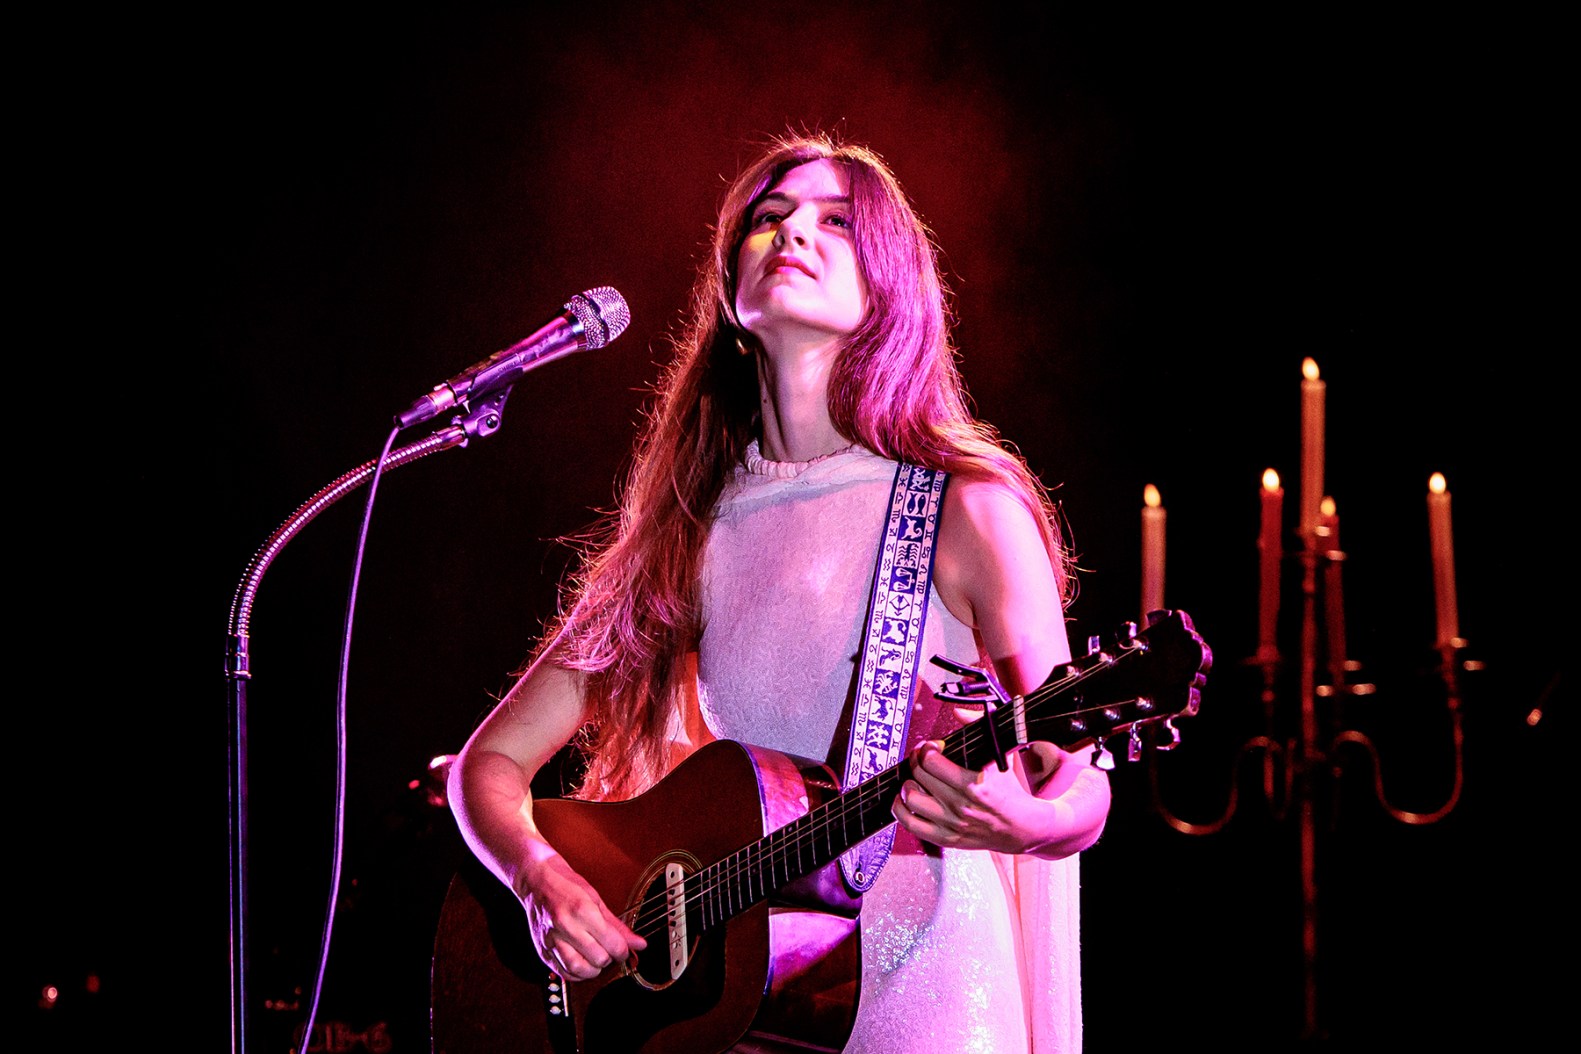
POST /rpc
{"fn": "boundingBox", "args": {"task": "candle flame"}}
[1302,357,1320,381]
[1320,495,1336,516]
[1262,468,1280,491]
[1429,472,1447,494]
[1143,483,1161,508]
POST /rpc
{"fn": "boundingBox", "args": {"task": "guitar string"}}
[622,641,1160,938]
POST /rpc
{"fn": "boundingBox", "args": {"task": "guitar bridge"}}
[665,861,688,980]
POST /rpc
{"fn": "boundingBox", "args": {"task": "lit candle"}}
[1320,495,1348,680]
[1300,358,1325,539]
[1318,495,1339,544]
[1142,483,1166,620]
[1427,472,1460,646]
[1258,469,1283,662]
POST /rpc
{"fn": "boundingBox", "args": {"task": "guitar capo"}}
[931,654,1014,771]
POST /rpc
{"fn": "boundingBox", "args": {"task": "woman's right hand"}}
[520,851,648,980]
[447,657,646,979]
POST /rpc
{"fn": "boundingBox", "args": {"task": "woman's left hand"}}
[892,740,1066,855]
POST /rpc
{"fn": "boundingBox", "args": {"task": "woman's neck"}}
[754,337,848,463]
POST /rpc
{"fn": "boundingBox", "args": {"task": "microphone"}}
[395,286,631,429]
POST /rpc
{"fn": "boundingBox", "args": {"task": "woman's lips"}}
[764,255,813,277]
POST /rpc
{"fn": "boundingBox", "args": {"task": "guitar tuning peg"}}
[1128,725,1144,762]
[1157,718,1183,751]
[1086,634,1102,657]
[1090,742,1116,771]
[1121,621,1138,640]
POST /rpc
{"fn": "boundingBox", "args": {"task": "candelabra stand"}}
[1146,520,1478,1040]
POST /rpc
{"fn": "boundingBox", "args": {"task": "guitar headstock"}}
[1024,609,1212,768]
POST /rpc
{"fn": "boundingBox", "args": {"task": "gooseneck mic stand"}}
[224,391,513,1054]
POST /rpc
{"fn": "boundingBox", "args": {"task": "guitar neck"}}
[686,651,1123,932]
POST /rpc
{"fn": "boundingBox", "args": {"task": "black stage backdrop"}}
[25,6,1564,1051]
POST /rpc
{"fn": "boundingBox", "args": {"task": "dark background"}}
[25,6,1564,1051]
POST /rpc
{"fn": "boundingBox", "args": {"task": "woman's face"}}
[733,158,869,347]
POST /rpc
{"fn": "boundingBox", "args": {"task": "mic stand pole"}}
[224,391,513,1054]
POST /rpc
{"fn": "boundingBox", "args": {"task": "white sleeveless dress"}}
[694,442,1083,1054]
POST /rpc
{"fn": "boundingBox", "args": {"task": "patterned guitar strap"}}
[839,461,950,894]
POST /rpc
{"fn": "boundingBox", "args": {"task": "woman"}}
[448,133,1111,1053]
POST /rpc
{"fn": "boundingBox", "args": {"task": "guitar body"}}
[432,740,862,1054]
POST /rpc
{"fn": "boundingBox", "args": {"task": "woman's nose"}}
[772,207,813,247]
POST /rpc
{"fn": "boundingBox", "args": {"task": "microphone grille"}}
[567,286,631,349]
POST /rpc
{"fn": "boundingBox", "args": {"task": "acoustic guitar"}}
[432,609,1211,1053]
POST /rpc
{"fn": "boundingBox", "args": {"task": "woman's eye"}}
[826,214,851,229]
[752,210,782,227]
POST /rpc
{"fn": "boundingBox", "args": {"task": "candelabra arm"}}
[1149,735,1288,835]
[1328,703,1465,825]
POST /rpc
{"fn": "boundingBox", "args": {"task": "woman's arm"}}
[447,648,647,978]
[893,476,1112,859]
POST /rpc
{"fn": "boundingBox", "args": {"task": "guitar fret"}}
[713,871,723,922]
[739,846,752,908]
[699,865,714,929]
[782,819,795,876]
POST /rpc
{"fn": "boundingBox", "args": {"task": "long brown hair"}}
[543,132,1074,800]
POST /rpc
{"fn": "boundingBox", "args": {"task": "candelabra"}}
[1142,361,1483,1041]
